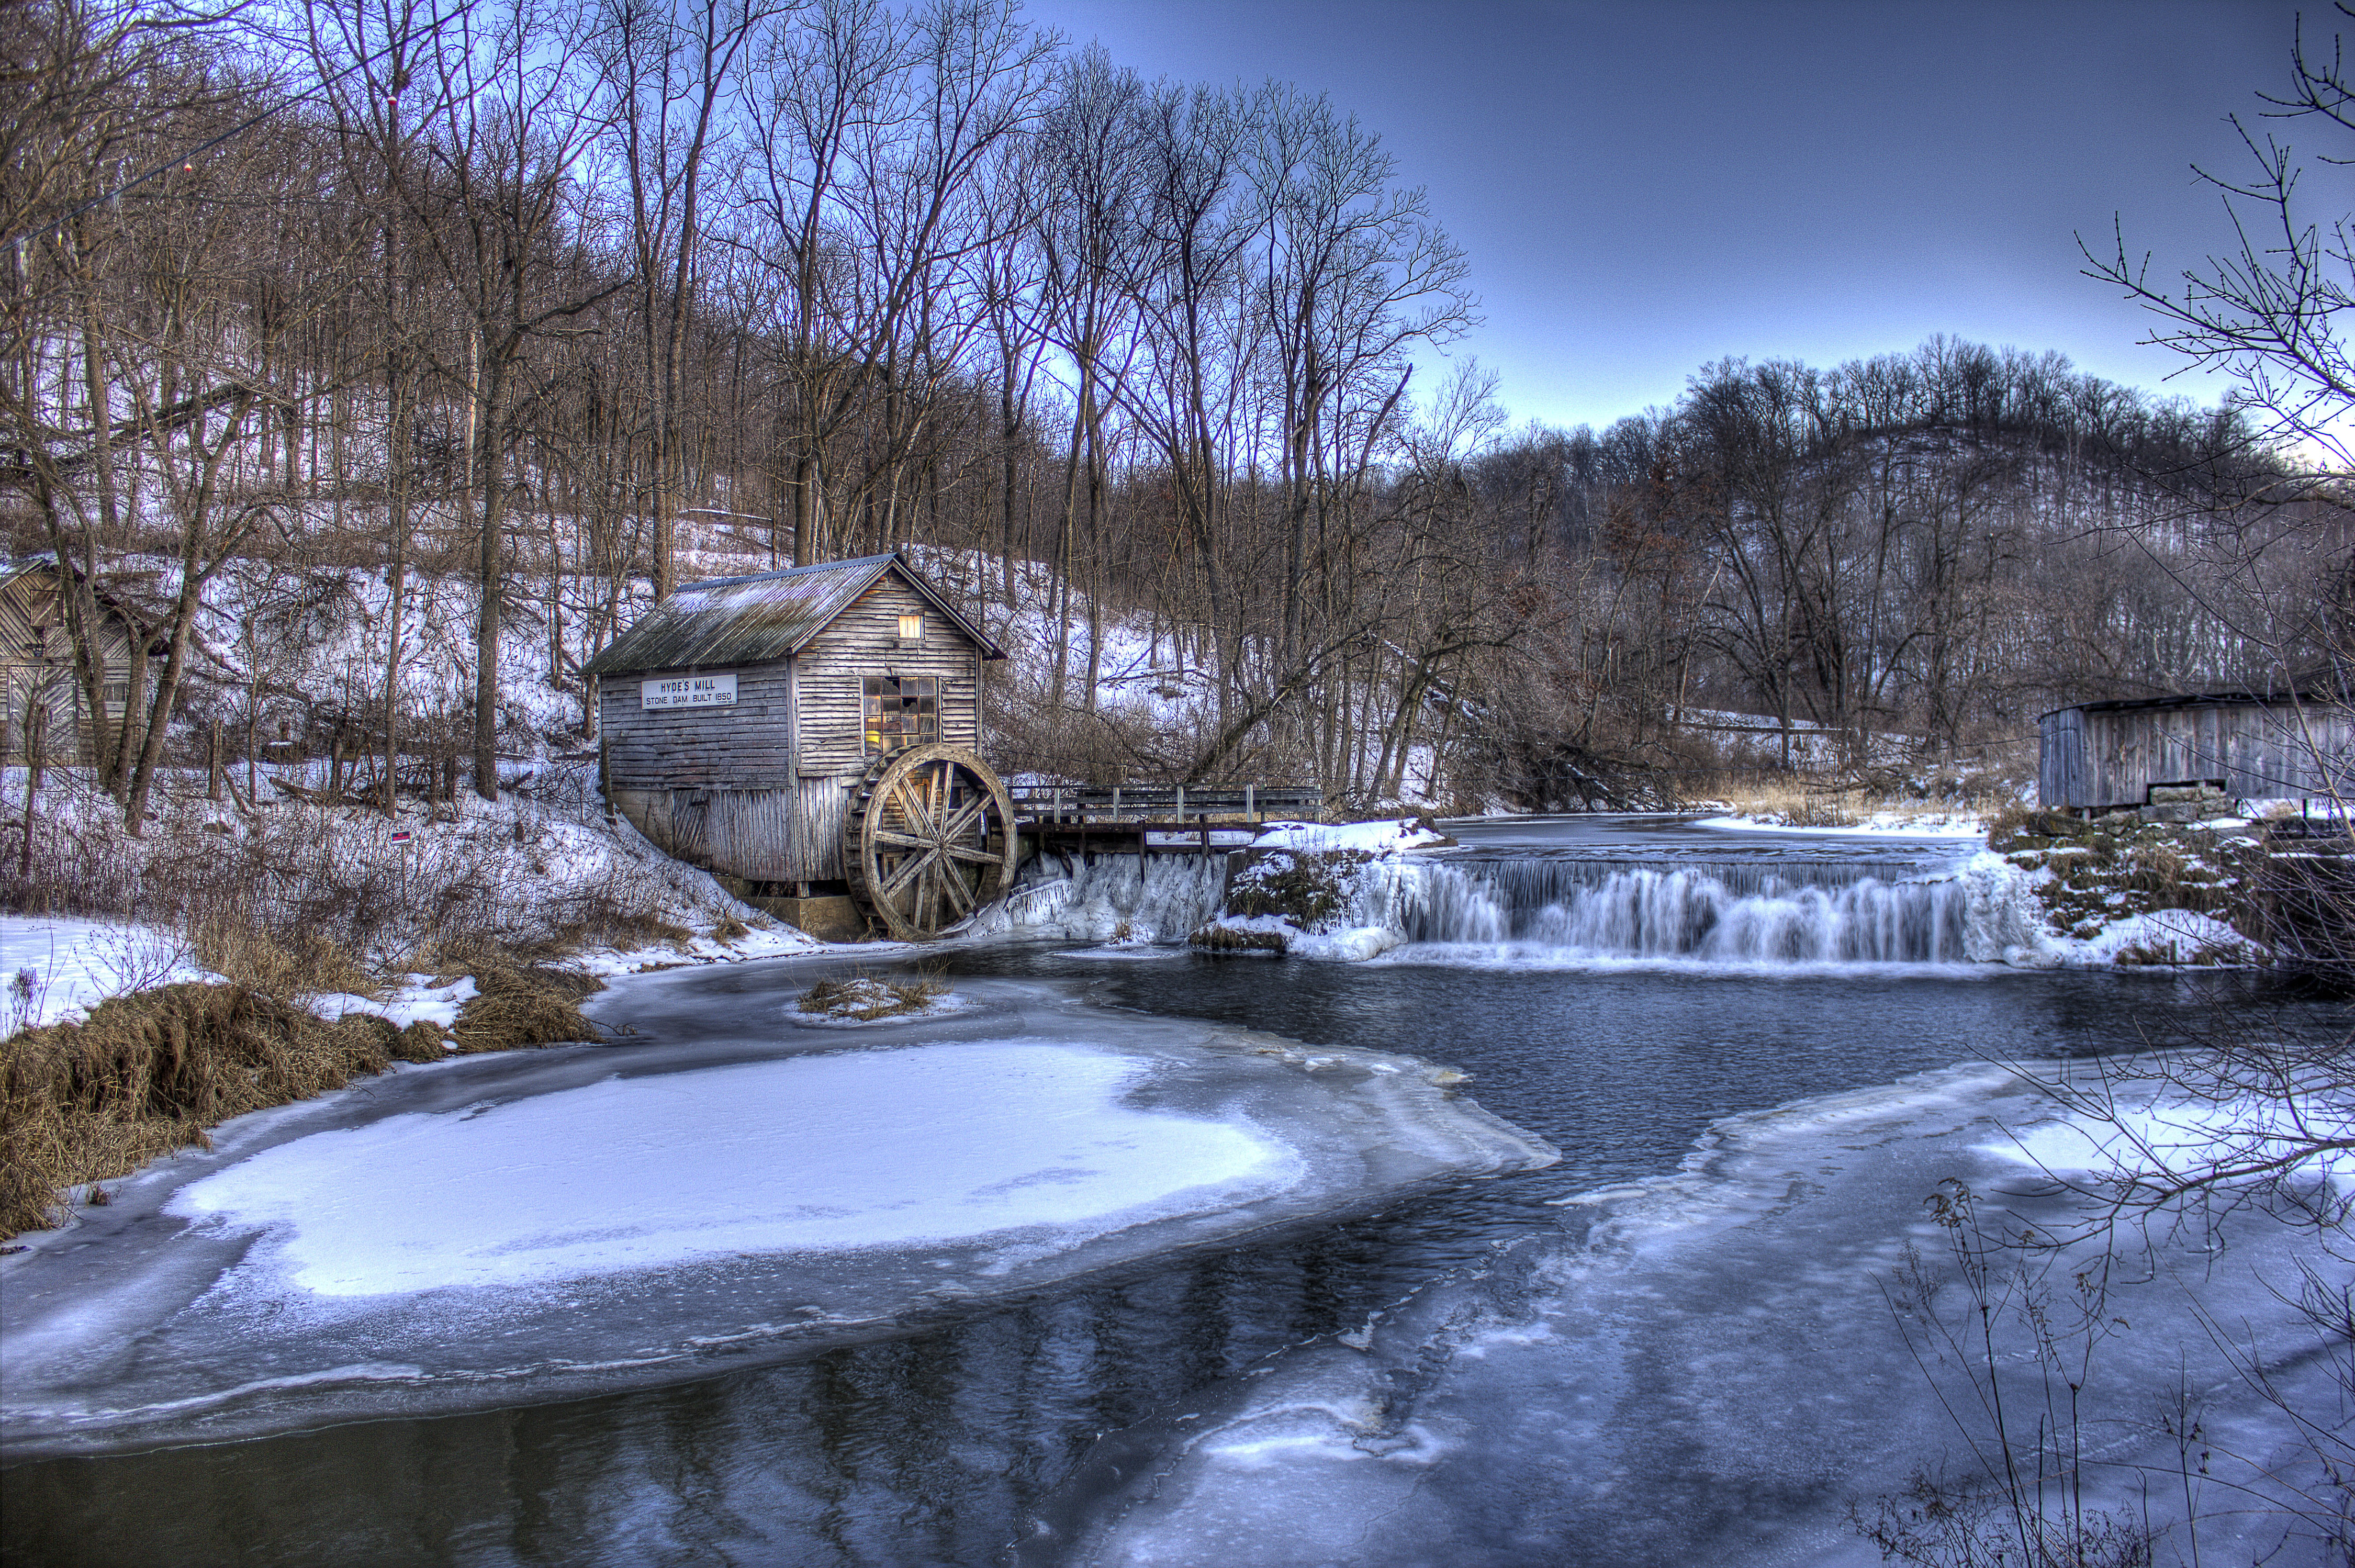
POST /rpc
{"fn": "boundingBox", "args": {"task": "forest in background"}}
[6,0,2350,822]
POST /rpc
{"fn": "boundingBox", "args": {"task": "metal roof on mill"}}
[583,552,1003,676]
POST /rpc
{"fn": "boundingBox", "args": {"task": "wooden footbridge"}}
[1013,785,1323,859]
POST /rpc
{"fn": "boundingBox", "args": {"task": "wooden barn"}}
[2038,680,2353,814]
[1,557,154,765]
[586,552,1012,941]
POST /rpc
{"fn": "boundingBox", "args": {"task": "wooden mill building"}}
[1,556,155,764]
[586,552,1012,940]
[2038,678,2352,815]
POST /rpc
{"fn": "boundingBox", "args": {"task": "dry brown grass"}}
[0,984,446,1235]
[1187,925,1288,954]
[190,920,384,1003]
[1704,781,1863,826]
[0,945,608,1235]
[428,940,606,1054]
[797,972,945,1022]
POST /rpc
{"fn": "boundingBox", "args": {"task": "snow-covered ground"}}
[307,975,477,1033]
[0,917,220,1033]
[1694,810,1988,837]
[0,973,1556,1453]
[5,758,846,1040]
[2033,907,2257,968]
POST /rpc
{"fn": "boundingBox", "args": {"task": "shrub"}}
[1186,925,1287,954]
[1224,848,1374,931]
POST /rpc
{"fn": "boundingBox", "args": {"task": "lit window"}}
[898,612,925,642]
[864,676,938,756]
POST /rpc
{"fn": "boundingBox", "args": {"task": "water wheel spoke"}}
[937,798,989,843]
[880,848,935,900]
[889,778,940,840]
[914,863,940,931]
[935,861,974,915]
[846,743,1016,942]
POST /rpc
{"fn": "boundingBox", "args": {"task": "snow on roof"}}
[1,554,169,637]
[582,551,1002,676]
[2040,663,2353,719]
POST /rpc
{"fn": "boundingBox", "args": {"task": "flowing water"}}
[5,816,2345,1566]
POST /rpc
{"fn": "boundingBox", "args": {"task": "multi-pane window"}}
[864,675,937,756]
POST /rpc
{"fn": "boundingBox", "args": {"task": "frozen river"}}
[5,816,2349,1565]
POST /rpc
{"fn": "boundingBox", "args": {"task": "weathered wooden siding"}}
[794,576,982,776]
[593,562,990,885]
[2,569,143,763]
[598,660,794,790]
[2040,700,2353,810]
[656,782,849,881]
[2038,707,2085,809]
[791,776,849,879]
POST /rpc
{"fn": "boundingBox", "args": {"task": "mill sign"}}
[641,673,737,710]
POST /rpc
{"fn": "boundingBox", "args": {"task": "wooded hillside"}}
[6,0,2348,819]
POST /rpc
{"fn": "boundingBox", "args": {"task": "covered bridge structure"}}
[586,552,1011,940]
[2038,679,2352,815]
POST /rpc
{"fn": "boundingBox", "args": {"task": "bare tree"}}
[402,0,620,800]
[595,0,779,602]
[2083,5,2352,487]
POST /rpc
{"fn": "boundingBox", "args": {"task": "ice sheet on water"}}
[1692,811,1988,838]
[172,1043,1286,1296]
[1069,1060,2354,1568]
[1,976,1555,1454]
[1981,1080,2355,1195]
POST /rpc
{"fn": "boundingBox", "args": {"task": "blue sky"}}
[1023,0,2328,431]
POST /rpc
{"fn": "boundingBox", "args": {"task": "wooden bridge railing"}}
[1007,783,1322,825]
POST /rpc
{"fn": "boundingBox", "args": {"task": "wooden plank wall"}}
[1,572,141,763]
[2037,708,2084,809]
[794,575,983,776]
[644,786,849,882]
[791,776,849,879]
[598,660,794,790]
[2043,701,2351,810]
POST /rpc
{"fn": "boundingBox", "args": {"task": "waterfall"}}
[990,840,2034,967]
[1404,856,1987,965]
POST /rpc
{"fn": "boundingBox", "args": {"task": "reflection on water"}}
[8,1256,1369,1568]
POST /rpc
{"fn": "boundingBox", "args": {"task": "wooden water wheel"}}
[844,743,1017,941]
